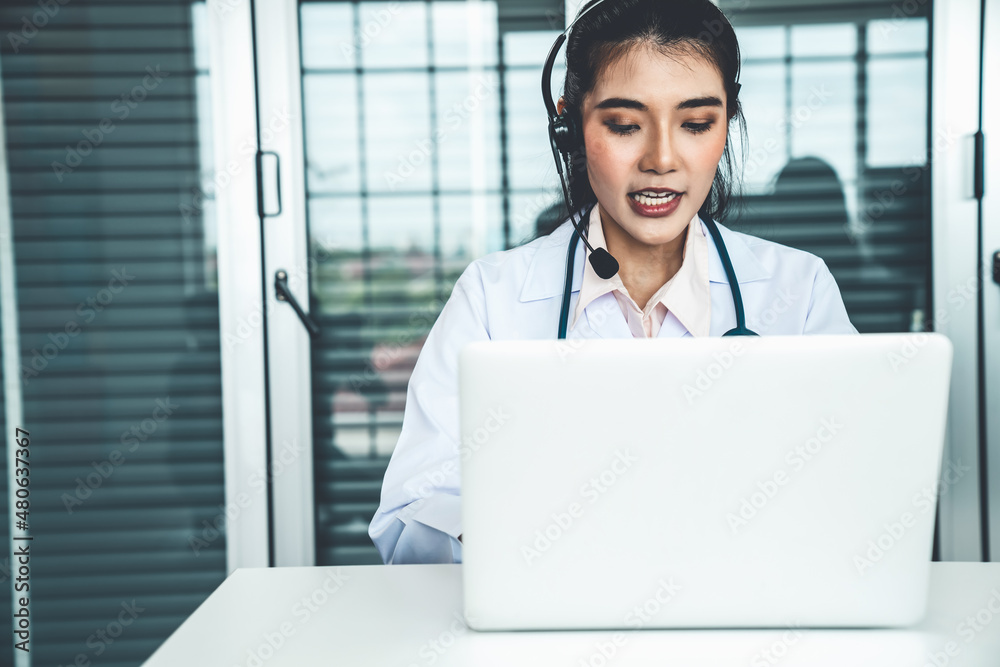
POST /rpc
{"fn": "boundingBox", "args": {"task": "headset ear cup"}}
[552,112,576,154]
[554,109,585,155]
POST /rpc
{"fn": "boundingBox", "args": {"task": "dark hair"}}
[551,0,747,231]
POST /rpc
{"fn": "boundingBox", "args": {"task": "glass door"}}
[929,0,993,563]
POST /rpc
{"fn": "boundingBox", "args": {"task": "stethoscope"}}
[542,0,758,340]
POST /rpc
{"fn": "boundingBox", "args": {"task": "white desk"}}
[145,562,1000,666]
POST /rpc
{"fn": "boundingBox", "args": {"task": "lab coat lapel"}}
[702,218,771,285]
[655,310,691,338]
[702,218,772,336]
[579,292,633,339]
[520,223,631,340]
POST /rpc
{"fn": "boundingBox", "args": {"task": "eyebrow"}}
[593,96,724,111]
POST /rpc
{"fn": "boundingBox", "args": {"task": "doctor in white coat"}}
[369,0,858,564]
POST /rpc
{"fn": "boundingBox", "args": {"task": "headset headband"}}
[541,0,742,124]
[541,0,612,119]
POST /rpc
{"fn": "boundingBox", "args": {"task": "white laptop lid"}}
[458,334,953,631]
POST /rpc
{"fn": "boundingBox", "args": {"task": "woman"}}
[369,0,857,564]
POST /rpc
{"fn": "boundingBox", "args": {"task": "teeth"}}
[631,192,679,206]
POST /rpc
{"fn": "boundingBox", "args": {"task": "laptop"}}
[457,333,953,631]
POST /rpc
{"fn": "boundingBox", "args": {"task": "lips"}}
[628,189,683,217]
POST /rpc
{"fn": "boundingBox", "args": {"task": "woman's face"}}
[567,43,729,250]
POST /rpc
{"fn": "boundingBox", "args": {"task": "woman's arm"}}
[368,263,489,563]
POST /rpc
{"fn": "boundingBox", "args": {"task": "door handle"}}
[274,270,320,338]
[257,151,282,217]
[993,251,1000,287]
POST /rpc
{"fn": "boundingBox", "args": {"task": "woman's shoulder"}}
[715,221,835,282]
[456,221,575,291]
[713,221,856,334]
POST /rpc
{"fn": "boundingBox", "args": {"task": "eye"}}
[605,122,639,136]
[684,121,714,135]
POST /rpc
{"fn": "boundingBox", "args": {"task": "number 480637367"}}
[14,427,30,521]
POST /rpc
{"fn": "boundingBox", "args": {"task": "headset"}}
[541,0,757,339]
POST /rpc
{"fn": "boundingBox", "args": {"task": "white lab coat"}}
[368,215,858,564]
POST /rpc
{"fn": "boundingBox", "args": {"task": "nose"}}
[638,125,679,174]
